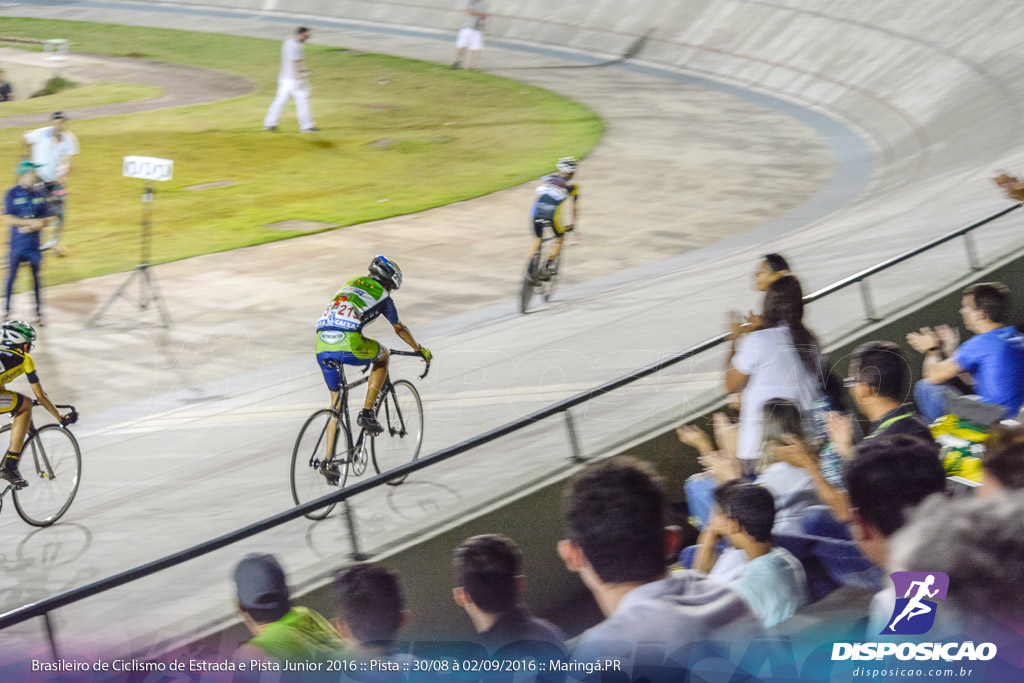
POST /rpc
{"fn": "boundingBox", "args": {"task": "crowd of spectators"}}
[674,258,1024,635]
[226,255,1024,678]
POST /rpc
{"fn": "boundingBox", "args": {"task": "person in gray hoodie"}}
[558,457,760,670]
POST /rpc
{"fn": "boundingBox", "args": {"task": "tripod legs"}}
[88,263,172,326]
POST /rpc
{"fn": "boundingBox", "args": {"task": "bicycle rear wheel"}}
[11,424,81,527]
[520,251,543,314]
[371,380,424,486]
[290,409,348,520]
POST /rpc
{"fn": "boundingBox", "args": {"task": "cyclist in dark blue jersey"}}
[529,157,579,280]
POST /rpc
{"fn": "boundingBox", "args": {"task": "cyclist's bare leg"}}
[548,234,566,263]
[527,236,542,260]
[1,398,31,484]
[326,390,340,459]
[363,349,390,411]
[8,397,30,455]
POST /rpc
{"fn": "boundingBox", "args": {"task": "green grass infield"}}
[0,19,604,287]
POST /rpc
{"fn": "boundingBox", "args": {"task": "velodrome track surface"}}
[2,0,1024,653]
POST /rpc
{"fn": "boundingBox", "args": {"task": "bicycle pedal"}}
[320,463,341,486]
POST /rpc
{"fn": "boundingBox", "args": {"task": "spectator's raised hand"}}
[774,434,817,470]
[727,310,748,341]
[825,411,855,460]
[994,174,1024,201]
[700,449,741,483]
[707,511,731,538]
[743,310,763,330]
[711,411,738,458]
[676,424,713,455]
[935,324,959,357]
[906,327,940,354]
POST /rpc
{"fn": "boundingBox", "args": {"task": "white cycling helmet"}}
[556,156,579,174]
[1,320,37,349]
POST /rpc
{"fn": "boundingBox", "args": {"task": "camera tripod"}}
[88,182,172,326]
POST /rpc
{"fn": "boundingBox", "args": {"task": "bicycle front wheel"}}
[371,380,424,486]
[12,424,82,527]
[290,409,347,520]
[519,271,534,314]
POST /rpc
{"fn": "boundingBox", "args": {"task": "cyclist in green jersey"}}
[315,256,432,440]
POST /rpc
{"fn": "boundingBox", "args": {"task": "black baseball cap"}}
[234,553,290,613]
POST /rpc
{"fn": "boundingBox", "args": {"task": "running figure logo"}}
[882,571,950,635]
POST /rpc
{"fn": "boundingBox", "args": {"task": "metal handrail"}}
[805,202,1021,303]
[1,201,1020,644]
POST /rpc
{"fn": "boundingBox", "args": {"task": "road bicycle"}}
[291,352,429,520]
[0,402,80,527]
[520,233,566,314]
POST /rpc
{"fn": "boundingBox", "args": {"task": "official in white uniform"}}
[22,111,78,256]
[263,26,318,133]
[452,0,487,69]
[23,112,79,186]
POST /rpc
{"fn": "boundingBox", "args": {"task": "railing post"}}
[564,410,585,463]
[343,501,368,561]
[859,279,878,322]
[963,232,982,271]
[43,612,59,661]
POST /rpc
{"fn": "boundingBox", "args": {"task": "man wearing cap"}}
[233,553,346,670]
[2,162,52,323]
[22,112,78,256]
[263,27,318,133]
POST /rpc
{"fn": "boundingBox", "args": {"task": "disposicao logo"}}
[882,571,949,635]
[832,571,998,663]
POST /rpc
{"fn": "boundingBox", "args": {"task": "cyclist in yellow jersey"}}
[0,321,72,489]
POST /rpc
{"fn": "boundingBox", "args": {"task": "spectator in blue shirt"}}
[908,282,1024,422]
[2,162,52,324]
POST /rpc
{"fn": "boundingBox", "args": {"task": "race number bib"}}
[323,300,361,330]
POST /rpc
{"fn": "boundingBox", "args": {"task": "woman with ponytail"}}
[725,275,824,469]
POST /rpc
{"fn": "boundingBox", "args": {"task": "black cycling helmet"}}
[368,255,403,291]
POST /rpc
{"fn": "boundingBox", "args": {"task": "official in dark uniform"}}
[2,161,52,323]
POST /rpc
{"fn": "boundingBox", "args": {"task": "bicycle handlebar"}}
[390,350,432,380]
[28,401,77,426]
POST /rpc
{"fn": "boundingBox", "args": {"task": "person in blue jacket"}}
[2,161,52,324]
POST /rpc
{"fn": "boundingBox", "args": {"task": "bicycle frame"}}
[320,350,429,467]
[0,402,77,505]
[0,421,50,500]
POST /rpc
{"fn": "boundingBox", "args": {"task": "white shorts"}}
[456,27,484,51]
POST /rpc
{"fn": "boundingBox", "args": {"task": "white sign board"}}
[123,156,174,182]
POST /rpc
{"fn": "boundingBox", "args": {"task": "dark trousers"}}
[6,247,42,315]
